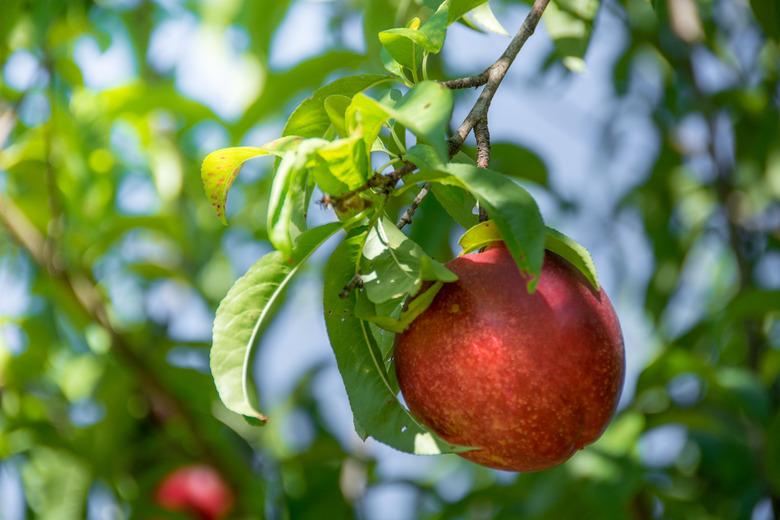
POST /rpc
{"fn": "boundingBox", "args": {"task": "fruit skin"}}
[156,465,234,520]
[394,244,625,472]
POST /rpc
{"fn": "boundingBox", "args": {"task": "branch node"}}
[339,274,364,299]
[397,183,431,229]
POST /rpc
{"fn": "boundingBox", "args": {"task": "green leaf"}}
[267,141,324,255]
[211,222,343,421]
[379,29,429,72]
[21,448,90,520]
[431,184,478,228]
[489,142,549,186]
[449,0,490,23]
[323,232,468,454]
[419,0,450,52]
[346,93,393,153]
[379,1,449,68]
[544,227,600,290]
[406,142,446,170]
[544,0,599,71]
[346,85,453,165]
[323,95,351,137]
[362,217,457,303]
[462,2,508,35]
[312,136,369,195]
[283,74,394,138]
[381,82,454,161]
[749,0,780,40]
[355,282,444,333]
[445,163,545,290]
[201,137,301,224]
[381,47,409,83]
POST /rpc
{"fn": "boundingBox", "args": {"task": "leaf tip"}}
[243,413,269,426]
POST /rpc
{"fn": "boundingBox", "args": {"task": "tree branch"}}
[450,0,551,149]
[400,0,551,228]
[0,196,242,488]
[323,162,416,210]
[397,183,432,229]
[338,0,552,296]
[474,117,491,221]
[441,71,489,89]
[339,274,364,299]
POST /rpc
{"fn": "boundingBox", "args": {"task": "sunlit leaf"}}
[284,74,394,138]
[391,83,452,160]
[211,222,343,421]
[544,227,600,290]
[267,144,314,255]
[346,93,393,153]
[361,217,456,303]
[449,0,489,23]
[312,136,369,195]
[458,219,501,254]
[201,137,300,224]
[462,2,508,35]
[323,95,351,137]
[21,448,90,520]
[378,0,449,71]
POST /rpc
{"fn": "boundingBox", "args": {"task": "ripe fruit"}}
[156,465,234,520]
[394,244,625,472]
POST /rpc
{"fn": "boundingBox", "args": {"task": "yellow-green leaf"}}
[201,137,300,224]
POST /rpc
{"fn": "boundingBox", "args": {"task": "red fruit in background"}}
[394,244,625,472]
[156,465,234,520]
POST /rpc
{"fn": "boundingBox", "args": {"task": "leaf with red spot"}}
[201,136,301,224]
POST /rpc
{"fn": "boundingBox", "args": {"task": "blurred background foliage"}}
[0,0,778,518]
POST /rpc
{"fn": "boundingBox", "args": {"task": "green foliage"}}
[323,232,467,454]
[544,227,600,290]
[201,137,301,223]
[544,0,600,71]
[458,220,600,289]
[361,217,457,304]
[211,222,344,421]
[283,74,393,138]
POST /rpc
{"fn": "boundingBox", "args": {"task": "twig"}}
[340,0,552,296]
[450,0,551,149]
[442,71,489,89]
[397,183,432,229]
[474,117,491,221]
[401,0,551,227]
[339,274,364,299]
[324,162,416,210]
[475,117,491,169]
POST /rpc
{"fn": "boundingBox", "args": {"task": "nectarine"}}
[156,465,233,520]
[394,244,624,471]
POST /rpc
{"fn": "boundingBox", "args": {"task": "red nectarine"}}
[394,244,625,471]
[156,465,234,520]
